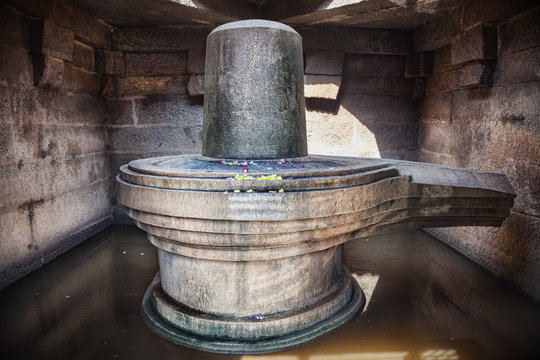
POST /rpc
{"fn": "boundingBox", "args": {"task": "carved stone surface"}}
[117,19,515,354]
[202,20,307,160]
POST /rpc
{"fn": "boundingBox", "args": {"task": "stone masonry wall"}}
[415,0,540,300]
[107,24,419,219]
[0,0,113,288]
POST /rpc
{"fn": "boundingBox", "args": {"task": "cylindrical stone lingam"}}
[117,18,515,355]
[202,20,307,159]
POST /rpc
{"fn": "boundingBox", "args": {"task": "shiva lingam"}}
[117,20,515,354]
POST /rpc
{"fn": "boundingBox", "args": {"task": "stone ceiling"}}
[67,0,462,29]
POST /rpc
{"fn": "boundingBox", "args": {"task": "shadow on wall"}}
[304,53,419,161]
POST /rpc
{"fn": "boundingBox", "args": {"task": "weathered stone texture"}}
[94,49,125,75]
[461,0,538,30]
[125,52,187,76]
[0,43,33,86]
[113,26,212,51]
[50,0,112,49]
[29,18,74,62]
[499,8,540,56]
[134,95,203,125]
[187,50,206,74]
[418,3,540,300]
[113,76,189,98]
[343,54,405,78]
[72,41,94,72]
[341,76,414,97]
[32,54,65,90]
[187,74,204,97]
[450,25,497,65]
[0,2,29,49]
[304,75,341,99]
[459,63,492,88]
[414,7,461,53]
[107,125,201,154]
[305,50,344,75]
[404,52,433,78]
[320,27,412,55]
[60,63,99,97]
[494,46,540,85]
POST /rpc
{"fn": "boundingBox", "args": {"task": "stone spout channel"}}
[117,20,515,354]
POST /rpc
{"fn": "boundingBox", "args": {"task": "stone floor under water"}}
[1,226,539,360]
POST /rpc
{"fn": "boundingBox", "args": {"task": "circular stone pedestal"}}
[142,270,364,354]
[117,155,401,353]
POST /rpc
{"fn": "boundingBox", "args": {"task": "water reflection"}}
[0,227,539,360]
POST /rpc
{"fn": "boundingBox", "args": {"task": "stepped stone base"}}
[141,271,365,354]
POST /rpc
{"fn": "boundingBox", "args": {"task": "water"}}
[1,226,538,360]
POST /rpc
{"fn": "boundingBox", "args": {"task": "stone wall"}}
[415,0,540,300]
[0,0,113,288]
[106,24,419,218]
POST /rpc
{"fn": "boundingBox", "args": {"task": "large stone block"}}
[340,94,418,124]
[94,49,124,75]
[418,120,473,158]
[450,82,540,125]
[320,27,411,55]
[32,54,65,90]
[107,125,201,153]
[125,53,187,76]
[51,0,112,49]
[450,25,497,65]
[1,153,108,211]
[113,26,211,52]
[4,123,106,167]
[414,7,461,53]
[31,181,111,251]
[459,63,492,88]
[341,75,414,97]
[187,50,205,74]
[343,54,405,78]
[134,95,203,125]
[304,75,341,99]
[72,41,94,72]
[305,50,344,75]
[29,18,74,61]
[0,2,29,49]
[0,43,32,86]
[60,63,99,97]
[499,8,540,56]
[494,47,540,85]
[113,76,188,98]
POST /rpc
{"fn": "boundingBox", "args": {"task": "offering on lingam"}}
[117,20,514,354]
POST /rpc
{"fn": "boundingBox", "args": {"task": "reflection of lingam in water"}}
[117,20,515,354]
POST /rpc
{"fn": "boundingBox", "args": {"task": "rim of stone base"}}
[141,274,365,354]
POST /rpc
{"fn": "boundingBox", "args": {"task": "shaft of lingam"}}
[202,20,307,159]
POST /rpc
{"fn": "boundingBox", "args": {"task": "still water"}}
[1,226,539,360]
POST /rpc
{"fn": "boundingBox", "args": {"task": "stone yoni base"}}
[141,271,365,354]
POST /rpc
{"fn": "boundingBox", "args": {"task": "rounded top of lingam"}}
[202,19,307,160]
[211,19,298,34]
